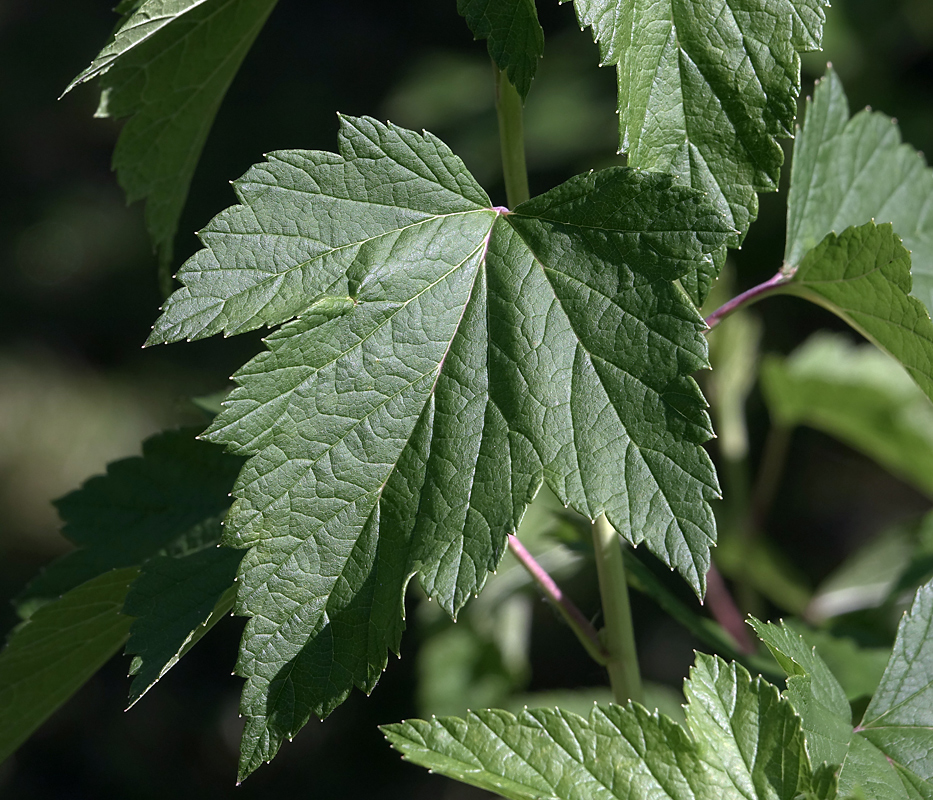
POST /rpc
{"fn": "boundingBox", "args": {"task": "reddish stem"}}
[705,563,756,654]
[704,270,789,330]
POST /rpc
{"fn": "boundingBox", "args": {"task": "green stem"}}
[592,515,644,704]
[494,66,530,208]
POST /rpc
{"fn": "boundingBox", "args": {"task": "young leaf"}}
[17,428,243,616]
[761,334,933,498]
[754,580,933,799]
[0,568,137,764]
[148,116,731,778]
[786,67,933,317]
[383,654,829,800]
[775,221,933,403]
[64,0,278,283]
[458,0,544,100]
[123,547,243,707]
[570,0,827,301]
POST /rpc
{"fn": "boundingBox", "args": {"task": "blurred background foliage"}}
[1,0,932,797]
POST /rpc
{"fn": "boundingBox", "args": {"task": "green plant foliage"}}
[0,568,138,764]
[761,334,933,498]
[148,114,731,778]
[383,653,831,800]
[776,222,933,402]
[754,579,933,799]
[65,0,278,285]
[123,548,242,706]
[786,67,933,315]
[16,428,242,617]
[570,0,827,303]
[457,0,544,100]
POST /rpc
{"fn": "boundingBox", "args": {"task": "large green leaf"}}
[761,334,933,498]
[458,0,544,100]
[65,0,278,284]
[0,568,137,764]
[148,115,731,778]
[17,428,242,616]
[775,221,933,403]
[755,580,933,799]
[786,67,933,317]
[383,654,831,800]
[570,0,827,301]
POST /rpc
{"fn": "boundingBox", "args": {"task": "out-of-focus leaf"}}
[0,568,137,764]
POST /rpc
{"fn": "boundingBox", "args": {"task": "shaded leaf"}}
[148,115,730,777]
[570,0,827,302]
[0,568,137,764]
[65,0,278,280]
[383,654,827,800]
[123,546,243,706]
[776,222,933,403]
[458,0,544,99]
[786,67,933,317]
[17,428,242,616]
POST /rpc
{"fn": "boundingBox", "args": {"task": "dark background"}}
[1,1,932,797]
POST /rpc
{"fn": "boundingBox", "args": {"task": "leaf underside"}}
[457,0,544,100]
[754,579,933,799]
[383,654,829,800]
[65,0,278,274]
[570,0,827,304]
[786,67,933,318]
[149,115,730,778]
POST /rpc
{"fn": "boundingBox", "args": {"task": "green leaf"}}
[383,654,827,800]
[786,67,933,317]
[570,0,827,301]
[123,546,243,707]
[65,0,278,280]
[457,0,544,100]
[149,116,730,778]
[0,568,137,764]
[776,221,933,404]
[761,334,933,499]
[17,428,242,616]
[750,618,852,769]
[755,580,933,799]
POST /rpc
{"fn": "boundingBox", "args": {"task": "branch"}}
[704,270,790,330]
[507,534,610,666]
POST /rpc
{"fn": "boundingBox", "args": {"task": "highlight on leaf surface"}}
[382,653,832,800]
[148,114,732,778]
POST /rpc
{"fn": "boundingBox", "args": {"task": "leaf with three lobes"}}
[569,0,827,303]
[458,0,544,100]
[786,67,933,317]
[0,567,137,764]
[148,115,730,778]
[754,580,933,800]
[382,654,831,800]
[65,0,278,285]
[775,221,933,404]
[16,428,242,617]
